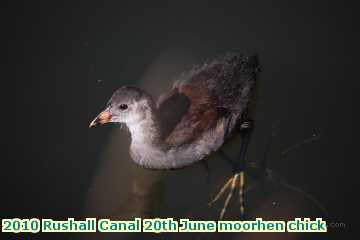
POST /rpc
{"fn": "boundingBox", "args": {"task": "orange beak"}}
[89,111,112,128]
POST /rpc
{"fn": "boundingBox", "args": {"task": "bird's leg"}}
[236,119,253,218]
[209,119,253,220]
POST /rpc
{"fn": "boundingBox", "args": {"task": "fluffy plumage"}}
[158,54,259,148]
[91,54,259,169]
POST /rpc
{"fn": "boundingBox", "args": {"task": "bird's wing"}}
[157,54,258,148]
[156,82,224,148]
[156,88,190,144]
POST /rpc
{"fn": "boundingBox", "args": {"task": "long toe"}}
[209,173,242,220]
[219,173,239,220]
[208,176,234,206]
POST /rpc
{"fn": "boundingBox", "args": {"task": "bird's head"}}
[89,86,154,128]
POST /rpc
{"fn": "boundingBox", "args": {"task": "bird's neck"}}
[126,108,162,147]
[129,120,161,146]
[127,109,171,168]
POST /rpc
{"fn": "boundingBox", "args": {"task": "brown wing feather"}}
[156,88,191,143]
[157,54,258,148]
[159,84,221,147]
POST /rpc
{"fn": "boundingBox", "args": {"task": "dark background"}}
[2,0,358,239]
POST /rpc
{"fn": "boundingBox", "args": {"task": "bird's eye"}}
[119,104,128,110]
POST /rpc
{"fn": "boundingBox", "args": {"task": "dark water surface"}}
[4,1,358,239]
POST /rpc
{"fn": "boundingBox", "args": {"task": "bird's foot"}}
[208,171,245,220]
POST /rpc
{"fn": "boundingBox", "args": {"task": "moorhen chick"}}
[90,53,260,219]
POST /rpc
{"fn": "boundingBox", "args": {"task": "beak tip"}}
[89,111,111,129]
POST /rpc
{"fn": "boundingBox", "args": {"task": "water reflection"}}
[84,47,326,239]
